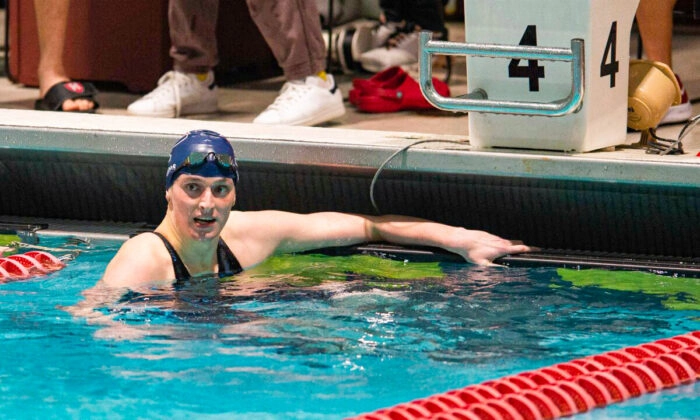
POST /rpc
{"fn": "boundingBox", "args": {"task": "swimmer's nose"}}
[198,188,215,211]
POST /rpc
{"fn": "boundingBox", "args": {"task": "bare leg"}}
[636,0,676,66]
[34,0,95,111]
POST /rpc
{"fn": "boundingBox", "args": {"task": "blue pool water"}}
[0,235,698,419]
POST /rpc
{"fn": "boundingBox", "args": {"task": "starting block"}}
[420,0,639,152]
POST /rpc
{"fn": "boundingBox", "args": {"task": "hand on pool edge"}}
[454,230,532,266]
[362,215,531,267]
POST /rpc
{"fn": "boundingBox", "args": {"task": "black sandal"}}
[34,81,100,112]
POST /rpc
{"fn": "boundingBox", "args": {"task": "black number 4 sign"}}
[600,21,620,87]
[508,25,545,91]
[508,23,620,91]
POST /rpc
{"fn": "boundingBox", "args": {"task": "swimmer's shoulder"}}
[119,232,172,263]
[223,210,293,239]
[225,209,297,226]
[222,210,254,245]
[101,232,172,286]
[224,210,259,232]
[124,231,168,250]
[221,210,286,267]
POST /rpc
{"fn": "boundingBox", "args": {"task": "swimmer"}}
[101,129,531,288]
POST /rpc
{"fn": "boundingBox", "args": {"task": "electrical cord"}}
[646,114,700,155]
[369,113,699,214]
[369,139,469,214]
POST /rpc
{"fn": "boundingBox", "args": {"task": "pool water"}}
[0,235,698,419]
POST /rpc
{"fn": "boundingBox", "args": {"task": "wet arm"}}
[365,214,530,265]
[234,211,529,266]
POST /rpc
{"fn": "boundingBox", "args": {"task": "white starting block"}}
[419,0,639,152]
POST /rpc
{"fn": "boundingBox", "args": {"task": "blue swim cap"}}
[165,130,239,189]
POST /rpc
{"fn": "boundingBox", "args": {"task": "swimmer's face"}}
[167,174,236,241]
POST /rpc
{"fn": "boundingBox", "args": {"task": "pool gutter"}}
[1,109,698,259]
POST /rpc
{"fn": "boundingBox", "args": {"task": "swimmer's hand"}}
[364,215,530,267]
[452,229,531,266]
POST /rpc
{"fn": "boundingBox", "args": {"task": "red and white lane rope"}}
[351,332,700,420]
[0,251,66,281]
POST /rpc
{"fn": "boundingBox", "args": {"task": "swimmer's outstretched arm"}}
[226,211,530,266]
[363,214,530,266]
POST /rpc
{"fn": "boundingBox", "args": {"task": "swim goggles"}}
[177,151,235,170]
[172,151,238,182]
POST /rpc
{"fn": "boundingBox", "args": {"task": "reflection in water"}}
[7,239,698,419]
[66,254,688,366]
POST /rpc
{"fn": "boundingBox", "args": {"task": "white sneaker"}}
[127,70,218,118]
[359,32,419,73]
[371,22,401,49]
[253,74,345,126]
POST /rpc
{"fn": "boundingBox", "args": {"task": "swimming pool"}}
[1,234,698,419]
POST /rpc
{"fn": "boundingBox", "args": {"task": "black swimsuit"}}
[153,232,243,281]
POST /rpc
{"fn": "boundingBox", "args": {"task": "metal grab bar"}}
[419,32,585,116]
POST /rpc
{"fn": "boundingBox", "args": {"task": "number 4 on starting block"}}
[420,0,639,152]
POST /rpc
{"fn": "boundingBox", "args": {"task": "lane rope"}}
[350,331,700,420]
[0,250,66,281]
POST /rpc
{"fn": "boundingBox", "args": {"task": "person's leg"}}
[245,0,345,126]
[169,0,220,73]
[636,0,676,66]
[245,0,326,81]
[376,0,445,37]
[127,0,219,118]
[381,0,444,33]
[34,0,95,111]
[379,0,405,25]
[405,0,446,33]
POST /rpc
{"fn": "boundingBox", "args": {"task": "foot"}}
[253,74,345,126]
[38,77,97,112]
[35,80,99,113]
[127,70,218,118]
[660,74,693,125]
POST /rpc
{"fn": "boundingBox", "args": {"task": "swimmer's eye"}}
[184,183,202,193]
[212,185,231,197]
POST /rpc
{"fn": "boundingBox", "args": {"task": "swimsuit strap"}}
[153,232,242,281]
[216,238,243,277]
[152,232,191,281]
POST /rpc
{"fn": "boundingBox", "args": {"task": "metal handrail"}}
[419,31,586,116]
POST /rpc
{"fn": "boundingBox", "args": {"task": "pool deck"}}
[0,17,698,253]
[0,14,697,185]
[0,105,698,186]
